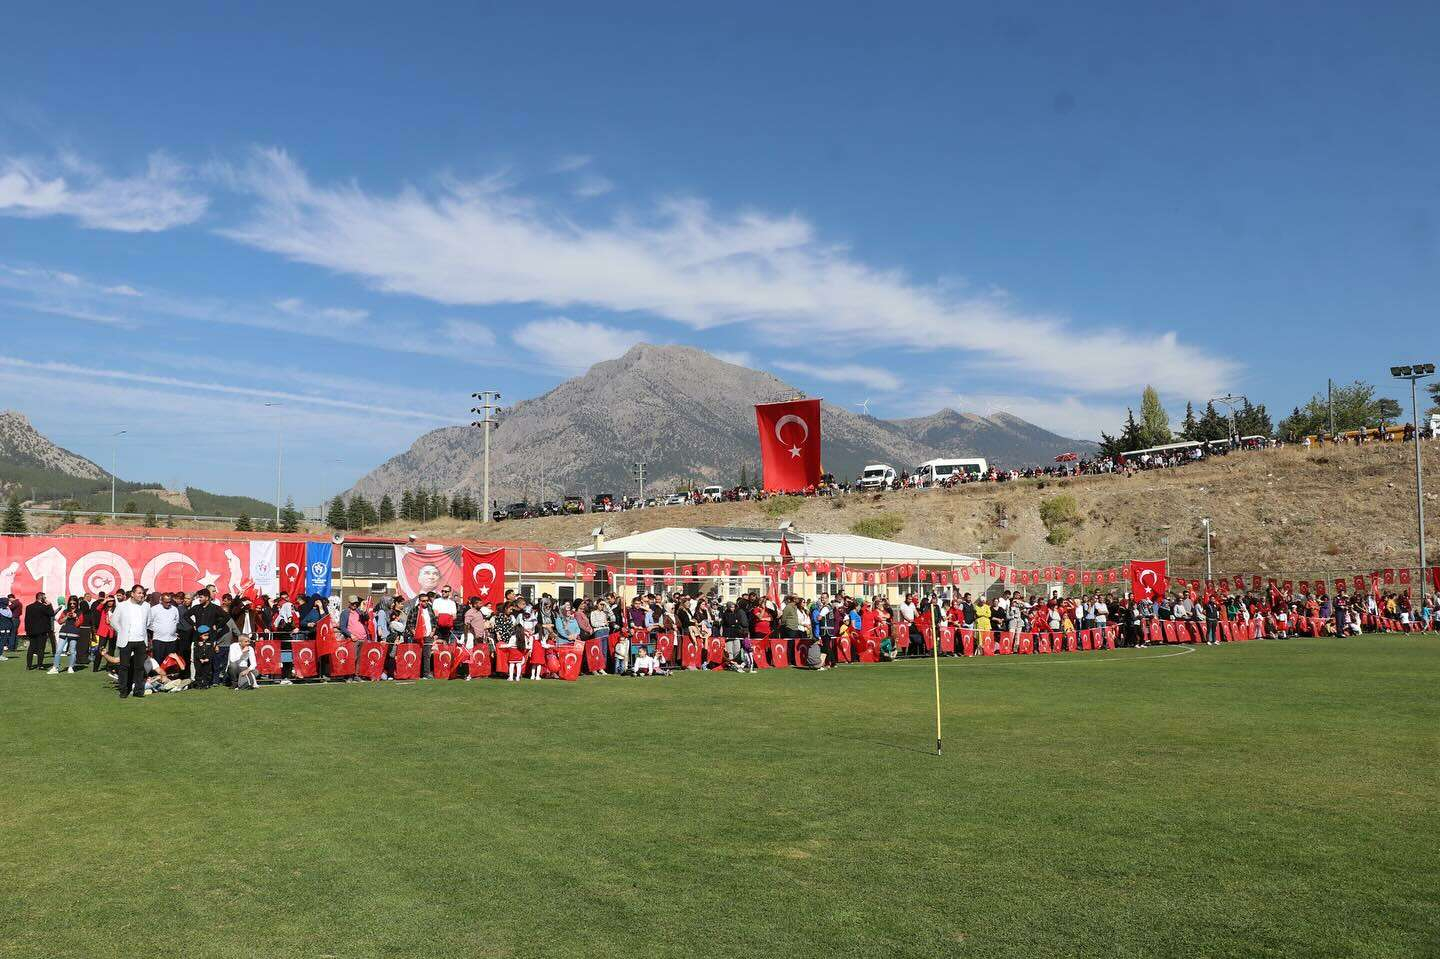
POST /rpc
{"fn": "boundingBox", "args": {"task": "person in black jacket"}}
[24,593,56,670]
[188,590,226,686]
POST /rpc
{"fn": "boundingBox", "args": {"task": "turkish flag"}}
[681,637,701,669]
[705,635,724,666]
[291,640,318,679]
[431,643,461,680]
[656,632,675,663]
[358,641,387,679]
[329,640,355,677]
[255,639,282,676]
[556,644,583,681]
[583,639,605,674]
[467,645,492,677]
[752,638,770,668]
[858,635,880,662]
[315,618,338,657]
[1129,559,1168,601]
[393,643,422,680]
[278,542,306,597]
[755,398,822,492]
[461,547,506,603]
[770,638,790,668]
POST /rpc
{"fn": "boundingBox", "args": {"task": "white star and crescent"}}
[774,414,809,458]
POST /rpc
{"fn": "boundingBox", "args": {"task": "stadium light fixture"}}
[1390,363,1434,595]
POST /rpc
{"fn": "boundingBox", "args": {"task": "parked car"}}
[701,485,724,502]
[562,495,585,514]
[503,502,532,520]
[593,493,615,512]
[663,492,687,506]
[540,500,562,516]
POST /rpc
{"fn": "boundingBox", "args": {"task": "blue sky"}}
[1,1,1435,505]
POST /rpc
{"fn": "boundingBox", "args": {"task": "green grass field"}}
[2,636,1437,959]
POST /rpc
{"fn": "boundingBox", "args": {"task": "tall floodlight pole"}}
[1212,394,1247,444]
[110,429,127,516]
[471,391,502,524]
[1391,364,1435,595]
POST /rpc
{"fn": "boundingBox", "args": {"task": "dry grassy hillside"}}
[390,440,1439,579]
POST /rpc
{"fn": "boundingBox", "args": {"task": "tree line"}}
[1097,377,1429,458]
[323,488,487,531]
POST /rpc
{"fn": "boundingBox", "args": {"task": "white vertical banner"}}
[249,539,279,596]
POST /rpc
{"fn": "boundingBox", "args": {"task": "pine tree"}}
[2,494,27,534]
[60,500,78,525]
[1234,399,1273,438]
[164,514,176,529]
[1138,386,1171,447]
[433,494,448,519]
[143,509,157,528]
[90,512,105,525]
[279,497,301,533]
[399,490,415,521]
[414,488,429,522]
[262,518,277,533]
[326,495,348,530]
[1195,402,1230,441]
[739,463,749,488]
[378,494,396,524]
[122,499,138,515]
[1180,402,1198,440]
[347,495,371,530]
[234,513,253,532]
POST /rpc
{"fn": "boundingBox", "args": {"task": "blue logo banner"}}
[305,542,333,597]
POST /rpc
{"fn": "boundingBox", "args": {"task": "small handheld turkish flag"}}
[358,641,387,680]
[1129,560,1168,600]
[291,640,318,679]
[755,398,822,492]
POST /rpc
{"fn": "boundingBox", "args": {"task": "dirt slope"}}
[375,440,1440,580]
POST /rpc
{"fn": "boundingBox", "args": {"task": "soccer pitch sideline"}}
[1,636,1436,959]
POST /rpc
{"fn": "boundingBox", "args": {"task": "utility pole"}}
[1328,378,1335,436]
[632,461,647,505]
[110,429,127,517]
[1391,364,1434,595]
[470,391,502,524]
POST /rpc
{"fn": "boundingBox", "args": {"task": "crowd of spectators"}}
[1,575,1433,694]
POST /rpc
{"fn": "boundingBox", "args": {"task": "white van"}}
[701,485,724,502]
[857,464,896,490]
[912,458,988,486]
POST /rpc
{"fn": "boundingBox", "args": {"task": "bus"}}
[910,458,988,487]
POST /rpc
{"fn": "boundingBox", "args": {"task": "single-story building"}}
[566,526,979,602]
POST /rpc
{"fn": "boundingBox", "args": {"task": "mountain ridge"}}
[349,344,1096,503]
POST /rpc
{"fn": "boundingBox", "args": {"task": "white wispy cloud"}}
[275,296,369,325]
[573,174,614,198]
[553,154,592,172]
[0,151,207,231]
[219,148,1236,400]
[0,356,461,423]
[104,284,143,297]
[511,317,644,372]
[712,350,752,367]
[772,360,902,393]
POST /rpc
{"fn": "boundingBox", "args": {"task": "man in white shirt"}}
[147,593,181,668]
[431,585,458,643]
[227,635,259,690]
[110,584,151,699]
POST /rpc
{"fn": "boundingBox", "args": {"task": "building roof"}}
[567,527,973,564]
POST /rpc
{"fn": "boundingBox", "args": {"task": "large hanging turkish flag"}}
[460,547,507,603]
[1129,559,1168,601]
[755,398,822,491]
[278,542,306,597]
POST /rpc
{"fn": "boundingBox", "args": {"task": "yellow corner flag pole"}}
[932,601,943,757]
